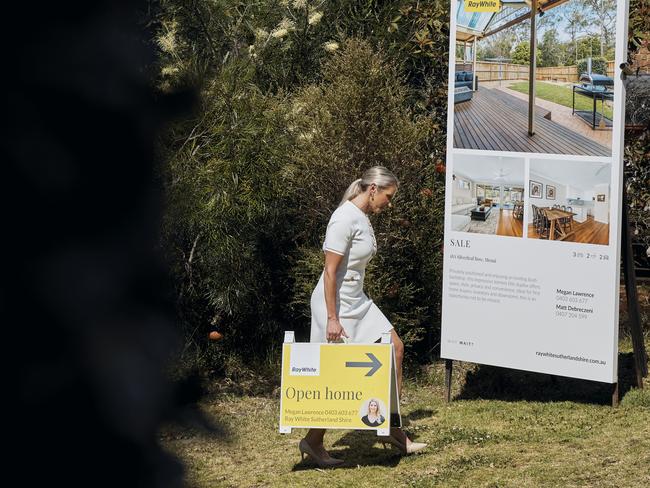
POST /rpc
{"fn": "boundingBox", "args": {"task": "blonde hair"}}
[339,166,399,207]
[367,398,382,417]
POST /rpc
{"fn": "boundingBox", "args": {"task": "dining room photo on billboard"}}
[452,0,617,156]
[527,158,611,245]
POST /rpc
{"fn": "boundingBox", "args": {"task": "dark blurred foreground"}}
[4,2,198,486]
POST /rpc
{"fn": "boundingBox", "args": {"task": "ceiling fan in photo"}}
[493,167,511,181]
[594,163,609,176]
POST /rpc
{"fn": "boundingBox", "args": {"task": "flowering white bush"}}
[323,41,339,52]
[308,11,323,26]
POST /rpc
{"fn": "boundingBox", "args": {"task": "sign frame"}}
[279,331,401,436]
[441,0,631,393]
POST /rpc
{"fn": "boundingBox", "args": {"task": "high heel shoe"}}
[378,434,406,452]
[405,441,427,454]
[378,435,428,455]
[298,439,344,468]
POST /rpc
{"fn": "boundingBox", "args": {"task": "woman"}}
[298,166,427,468]
[361,399,385,427]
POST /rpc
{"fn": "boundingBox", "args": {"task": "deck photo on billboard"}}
[441,0,629,383]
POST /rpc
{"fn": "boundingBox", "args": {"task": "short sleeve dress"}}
[310,200,393,343]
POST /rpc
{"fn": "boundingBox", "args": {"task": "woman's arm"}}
[323,251,349,342]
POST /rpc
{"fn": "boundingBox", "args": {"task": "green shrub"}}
[160,39,447,372]
[285,39,446,357]
[577,57,608,75]
[160,60,296,370]
[620,387,650,408]
[156,1,453,374]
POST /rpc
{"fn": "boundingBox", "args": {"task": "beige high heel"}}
[378,434,427,455]
[405,441,428,454]
[378,434,405,452]
[298,439,344,468]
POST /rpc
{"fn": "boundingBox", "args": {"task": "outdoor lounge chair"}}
[454,86,472,104]
[454,71,479,91]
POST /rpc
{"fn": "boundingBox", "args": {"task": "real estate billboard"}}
[441,0,629,383]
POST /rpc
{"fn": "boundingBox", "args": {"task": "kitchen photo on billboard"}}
[452,0,616,157]
[527,158,611,245]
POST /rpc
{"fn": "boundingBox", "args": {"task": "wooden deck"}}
[454,88,611,156]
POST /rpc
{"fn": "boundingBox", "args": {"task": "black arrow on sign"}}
[345,353,382,377]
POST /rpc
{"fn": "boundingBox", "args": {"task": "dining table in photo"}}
[541,207,576,241]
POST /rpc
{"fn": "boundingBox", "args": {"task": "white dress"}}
[310,200,393,343]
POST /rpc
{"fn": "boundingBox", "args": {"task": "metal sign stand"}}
[611,183,648,406]
[616,182,649,401]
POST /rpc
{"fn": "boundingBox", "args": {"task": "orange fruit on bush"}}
[208,331,223,341]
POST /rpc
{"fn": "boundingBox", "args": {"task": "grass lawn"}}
[163,286,650,487]
[509,81,614,121]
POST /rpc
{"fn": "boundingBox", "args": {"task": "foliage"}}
[477,31,516,61]
[476,3,617,67]
[579,0,617,56]
[625,75,650,127]
[538,28,564,68]
[157,0,650,377]
[625,0,650,262]
[624,130,650,259]
[284,39,445,353]
[160,58,297,370]
[158,2,448,370]
[620,387,650,407]
[511,41,540,66]
[577,56,608,75]
[628,0,650,61]
[245,1,337,93]
[511,41,529,65]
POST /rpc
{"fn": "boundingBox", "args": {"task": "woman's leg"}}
[303,429,339,460]
[304,428,325,447]
[388,329,417,448]
[391,329,405,397]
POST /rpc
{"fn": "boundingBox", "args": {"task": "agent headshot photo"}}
[361,398,386,427]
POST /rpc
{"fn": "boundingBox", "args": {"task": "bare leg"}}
[389,329,412,447]
[391,329,404,397]
[303,429,339,460]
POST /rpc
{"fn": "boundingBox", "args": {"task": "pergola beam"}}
[473,36,478,91]
[528,0,538,135]
[482,10,531,39]
[481,0,571,40]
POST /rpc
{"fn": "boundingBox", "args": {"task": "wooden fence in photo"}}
[456,61,616,83]
[537,65,580,82]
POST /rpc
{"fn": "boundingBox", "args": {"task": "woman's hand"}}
[326,318,349,342]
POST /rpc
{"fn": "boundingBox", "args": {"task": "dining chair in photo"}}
[561,206,573,232]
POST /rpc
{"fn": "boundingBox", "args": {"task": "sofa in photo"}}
[455,71,478,90]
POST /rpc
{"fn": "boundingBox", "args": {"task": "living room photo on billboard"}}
[528,158,611,245]
[451,0,617,157]
[449,153,525,238]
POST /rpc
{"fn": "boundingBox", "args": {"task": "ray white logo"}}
[289,344,320,376]
[464,0,500,12]
[466,0,498,7]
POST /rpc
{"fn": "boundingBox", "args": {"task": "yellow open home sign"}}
[279,333,399,435]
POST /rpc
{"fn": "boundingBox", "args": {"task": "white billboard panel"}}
[441,0,629,382]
